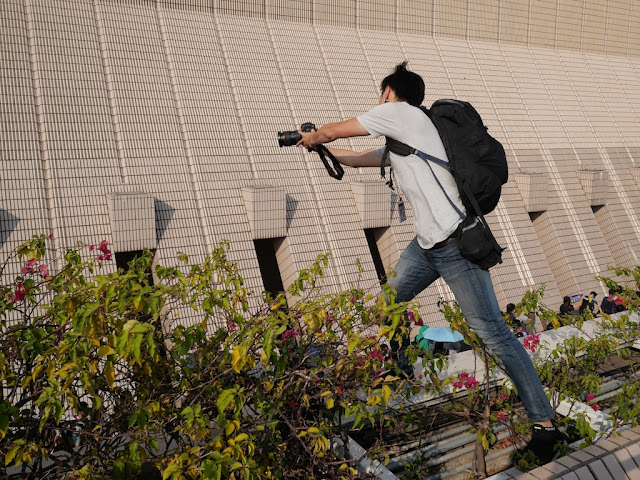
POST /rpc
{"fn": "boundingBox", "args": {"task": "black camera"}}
[276,122,344,180]
[277,122,316,147]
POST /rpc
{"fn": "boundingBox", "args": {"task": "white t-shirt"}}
[357,102,466,249]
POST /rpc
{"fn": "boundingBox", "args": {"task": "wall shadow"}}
[0,209,20,249]
[154,199,175,243]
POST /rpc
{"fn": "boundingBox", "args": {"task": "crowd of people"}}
[504,287,635,339]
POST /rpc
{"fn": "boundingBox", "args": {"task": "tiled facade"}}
[3,0,640,330]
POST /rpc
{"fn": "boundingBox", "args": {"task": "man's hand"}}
[297,128,318,149]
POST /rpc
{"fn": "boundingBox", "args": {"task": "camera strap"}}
[313,145,344,180]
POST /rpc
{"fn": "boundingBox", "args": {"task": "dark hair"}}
[380,61,425,107]
[506,303,516,313]
[563,296,571,304]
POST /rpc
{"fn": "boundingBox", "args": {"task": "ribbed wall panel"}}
[20,0,126,273]
[4,0,640,327]
[93,1,209,327]
[270,20,378,291]
[0,0,50,277]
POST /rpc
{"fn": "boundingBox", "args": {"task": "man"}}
[600,288,618,315]
[513,321,526,338]
[525,311,537,335]
[505,302,518,326]
[297,62,564,464]
[578,291,598,317]
[559,296,575,318]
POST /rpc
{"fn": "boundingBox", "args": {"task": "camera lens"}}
[277,130,301,147]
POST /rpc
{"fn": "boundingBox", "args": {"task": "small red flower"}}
[38,264,49,277]
[336,387,343,395]
[464,376,479,389]
[12,281,25,302]
[586,393,595,402]
[496,412,507,421]
[524,334,541,352]
[369,348,385,362]
[592,404,602,412]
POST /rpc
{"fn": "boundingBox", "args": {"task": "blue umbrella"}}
[421,326,464,343]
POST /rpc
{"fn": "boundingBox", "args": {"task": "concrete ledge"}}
[488,426,640,479]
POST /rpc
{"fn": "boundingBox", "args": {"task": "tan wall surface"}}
[4,0,640,329]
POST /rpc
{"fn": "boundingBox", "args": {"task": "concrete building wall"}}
[3,0,640,329]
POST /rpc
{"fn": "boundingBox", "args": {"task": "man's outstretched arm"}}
[296,117,383,168]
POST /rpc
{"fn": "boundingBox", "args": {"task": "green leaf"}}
[128,413,137,429]
[5,443,21,466]
[0,415,8,439]
[97,345,115,357]
[163,461,180,480]
[217,389,235,414]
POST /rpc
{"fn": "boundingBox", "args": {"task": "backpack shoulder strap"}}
[384,137,465,220]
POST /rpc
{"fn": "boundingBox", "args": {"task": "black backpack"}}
[425,99,508,214]
[380,99,508,269]
[381,99,508,216]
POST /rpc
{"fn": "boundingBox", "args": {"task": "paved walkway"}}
[489,426,640,480]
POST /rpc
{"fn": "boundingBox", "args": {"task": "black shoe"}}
[522,424,568,465]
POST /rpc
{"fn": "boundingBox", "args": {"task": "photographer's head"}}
[380,61,425,107]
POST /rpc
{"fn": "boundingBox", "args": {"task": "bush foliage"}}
[3,235,640,479]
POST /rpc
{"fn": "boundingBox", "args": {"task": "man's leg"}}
[385,237,440,370]
[430,240,554,423]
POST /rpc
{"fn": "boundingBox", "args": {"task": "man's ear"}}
[380,85,391,103]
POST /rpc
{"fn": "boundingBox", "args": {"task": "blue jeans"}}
[387,236,554,423]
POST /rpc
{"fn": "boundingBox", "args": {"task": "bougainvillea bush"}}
[3,234,640,480]
[0,235,424,480]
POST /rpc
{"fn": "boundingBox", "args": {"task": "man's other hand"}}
[296,128,317,149]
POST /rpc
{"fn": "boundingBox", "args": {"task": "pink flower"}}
[592,404,602,412]
[48,233,54,239]
[227,322,237,333]
[282,329,299,340]
[496,412,507,421]
[586,393,595,402]
[524,334,541,352]
[336,387,343,395]
[499,392,509,401]
[38,264,49,277]
[407,311,415,322]
[22,258,38,275]
[453,380,464,389]
[12,282,25,302]
[369,348,385,362]
[91,240,112,261]
[464,376,479,389]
